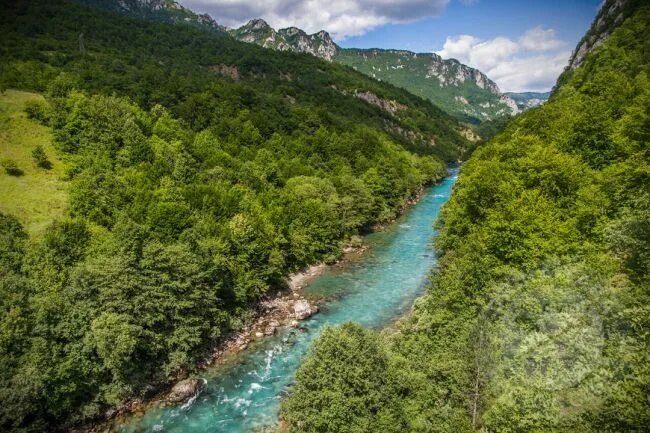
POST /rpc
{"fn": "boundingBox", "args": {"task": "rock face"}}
[293,300,314,320]
[229,19,338,61]
[505,92,551,110]
[167,378,203,403]
[354,91,408,115]
[566,0,633,70]
[208,64,239,81]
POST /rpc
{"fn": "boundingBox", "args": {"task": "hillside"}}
[229,20,522,123]
[0,1,471,431]
[504,91,550,110]
[76,0,227,31]
[335,48,520,123]
[0,90,68,236]
[283,1,650,432]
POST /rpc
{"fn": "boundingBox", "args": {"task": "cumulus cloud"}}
[519,26,564,51]
[179,0,449,39]
[436,27,569,92]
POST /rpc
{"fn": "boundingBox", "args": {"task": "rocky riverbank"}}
[83,181,437,432]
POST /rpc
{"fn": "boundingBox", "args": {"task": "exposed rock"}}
[264,324,277,336]
[425,54,501,95]
[504,92,551,110]
[255,331,264,338]
[567,0,631,70]
[167,378,202,403]
[293,300,314,320]
[230,20,338,60]
[499,94,520,115]
[208,64,239,81]
[354,91,407,115]
[290,320,300,328]
[459,128,481,142]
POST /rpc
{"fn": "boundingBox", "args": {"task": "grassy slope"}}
[0,90,67,236]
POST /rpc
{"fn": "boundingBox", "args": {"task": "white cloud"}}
[436,27,570,92]
[179,0,450,39]
[519,26,564,51]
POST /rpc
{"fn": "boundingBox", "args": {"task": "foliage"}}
[282,323,408,433]
[0,90,68,236]
[1,159,23,176]
[0,1,461,431]
[335,49,513,123]
[284,5,650,433]
[31,145,51,169]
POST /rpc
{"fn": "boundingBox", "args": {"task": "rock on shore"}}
[167,378,203,403]
[294,300,315,320]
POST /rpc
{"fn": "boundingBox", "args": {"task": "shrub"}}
[1,158,23,176]
[24,99,50,123]
[32,145,52,169]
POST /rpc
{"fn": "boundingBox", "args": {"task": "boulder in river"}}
[167,378,203,403]
[293,300,315,320]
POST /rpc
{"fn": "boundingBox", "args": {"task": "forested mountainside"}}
[334,49,519,123]
[283,1,649,432]
[231,19,520,123]
[77,0,227,31]
[0,0,471,431]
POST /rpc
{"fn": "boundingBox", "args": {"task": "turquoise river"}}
[114,168,458,433]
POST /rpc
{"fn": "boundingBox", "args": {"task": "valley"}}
[0,1,647,433]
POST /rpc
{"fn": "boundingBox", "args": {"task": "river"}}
[113,168,458,433]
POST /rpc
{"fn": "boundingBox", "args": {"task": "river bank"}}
[104,169,458,433]
[82,176,443,433]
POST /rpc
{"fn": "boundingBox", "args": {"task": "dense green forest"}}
[283,3,649,433]
[0,1,471,431]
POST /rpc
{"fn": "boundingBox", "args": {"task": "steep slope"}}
[283,1,649,432]
[77,0,226,31]
[229,20,520,123]
[229,19,338,60]
[0,1,472,431]
[505,91,550,110]
[335,48,520,123]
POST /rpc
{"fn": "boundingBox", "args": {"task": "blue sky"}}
[339,0,601,53]
[180,0,604,92]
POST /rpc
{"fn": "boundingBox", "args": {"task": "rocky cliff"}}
[505,91,551,110]
[566,0,640,70]
[229,19,338,60]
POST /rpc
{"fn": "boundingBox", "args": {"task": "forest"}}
[0,1,470,431]
[282,3,650,433]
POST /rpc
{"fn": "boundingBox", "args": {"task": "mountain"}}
[229,19,338,60]
[334,48,520,123]
[77,0,227,31]
[229,21,521,123]
[565,0,643,70]
[283,1,650,431]
[504,91,550,110]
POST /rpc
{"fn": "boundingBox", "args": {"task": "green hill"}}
[283,1,650,432]
[0,90,68,236]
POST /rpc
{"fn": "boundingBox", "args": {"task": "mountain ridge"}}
[228,20,525,122]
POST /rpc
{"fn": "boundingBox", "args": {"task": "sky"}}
[178,0,604,92]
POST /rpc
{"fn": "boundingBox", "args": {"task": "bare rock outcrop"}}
[167,378,203,403]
